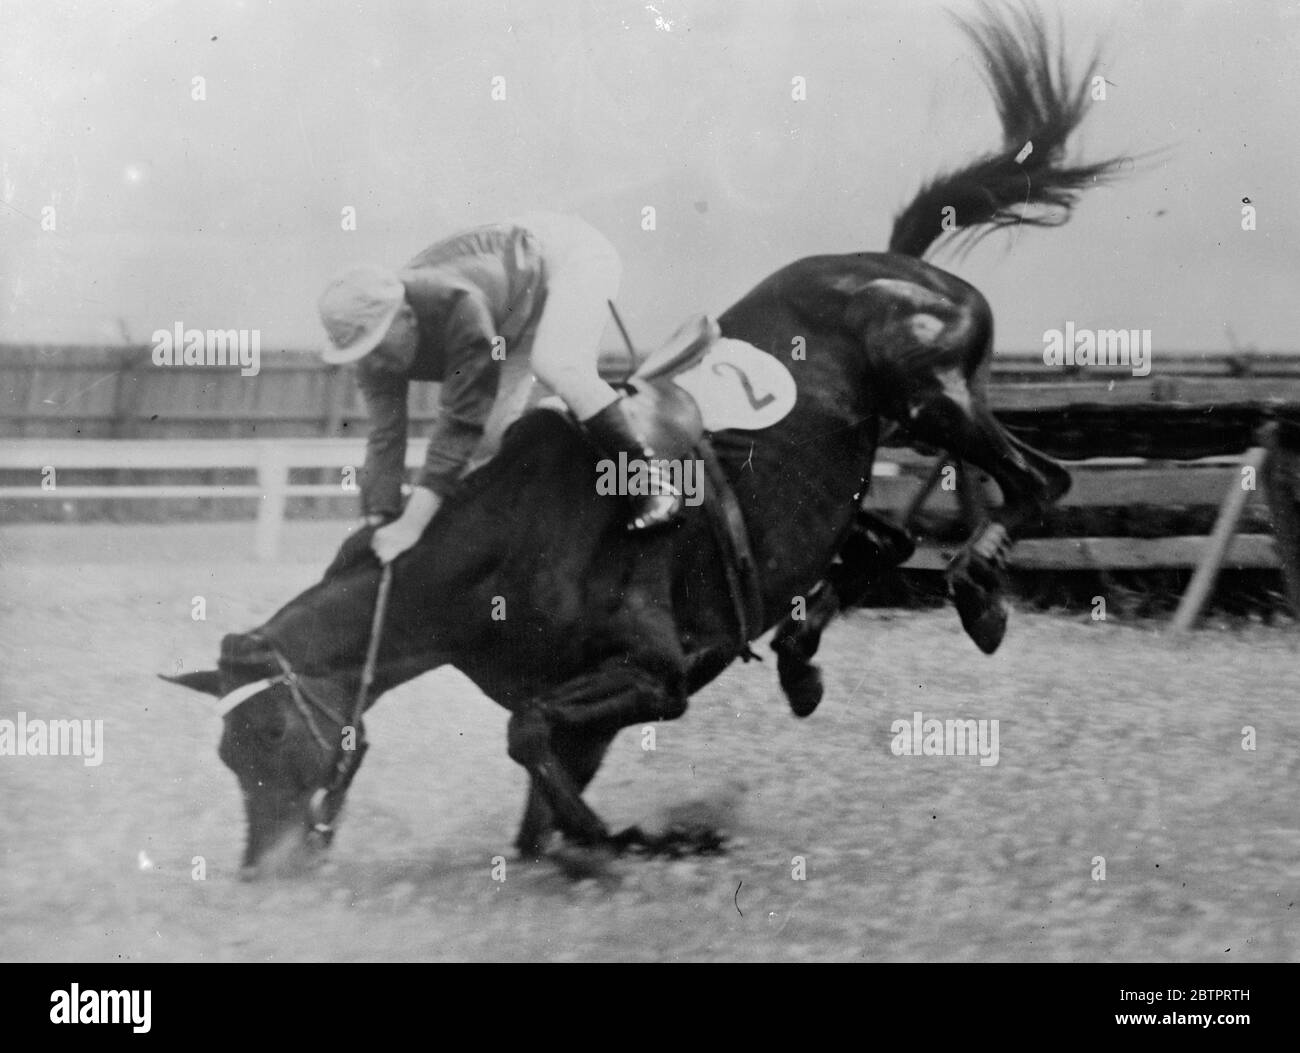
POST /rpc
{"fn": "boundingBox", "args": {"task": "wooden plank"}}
[866,460,1255,511]
[874,448,1248,471]
[8,407,343,423]
[0,440,265,469]
[985,349,1300,377]
[255,446,289,561]
[902,534,1279,571]
[989,377,1300,411]
[0,438,423,471]
[0,483,394,501]
[0,485,264,499]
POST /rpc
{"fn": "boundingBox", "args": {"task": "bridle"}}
[217,564,394,849]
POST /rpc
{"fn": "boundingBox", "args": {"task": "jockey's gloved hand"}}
[372,519,424,564]
[370,486,442,564]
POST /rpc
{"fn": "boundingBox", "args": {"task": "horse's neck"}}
[268,413,606,697]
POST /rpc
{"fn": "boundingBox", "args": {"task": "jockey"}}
[317,212,684,564]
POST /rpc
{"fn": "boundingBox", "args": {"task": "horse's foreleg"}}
[770,508,915,715]
[515,728,615,858]
[515,782,554,858]
[507,661,686,848]
[508,708,609,846]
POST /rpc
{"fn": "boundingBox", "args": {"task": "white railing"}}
[0,439,431,561]
[0,439,1285,613]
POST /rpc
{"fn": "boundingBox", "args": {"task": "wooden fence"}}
[864,431,1300,629]
[3,344,1300,624]
[864,449,1281,571]
[4,344,1300,452]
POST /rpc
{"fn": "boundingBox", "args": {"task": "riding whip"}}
[354,561,393,723]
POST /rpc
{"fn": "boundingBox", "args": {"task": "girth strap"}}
[697,437,765,660]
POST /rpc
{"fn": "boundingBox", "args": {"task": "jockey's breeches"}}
[472,213,623,468]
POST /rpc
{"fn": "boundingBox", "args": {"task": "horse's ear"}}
[159,670,223,697]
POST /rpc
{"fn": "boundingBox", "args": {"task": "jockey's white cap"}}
[317,264,406,364]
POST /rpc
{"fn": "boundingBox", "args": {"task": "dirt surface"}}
[2,522,1298,962]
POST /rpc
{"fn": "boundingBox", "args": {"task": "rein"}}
[307,561,394,844]
[231,562,395,847]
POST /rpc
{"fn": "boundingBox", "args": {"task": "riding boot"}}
[582,399,684,531]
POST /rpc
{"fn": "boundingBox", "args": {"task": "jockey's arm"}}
[357,372,411,523]
[373,294,502,562]
[417,290,501,492]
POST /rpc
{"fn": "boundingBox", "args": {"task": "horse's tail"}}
[888,4,1123,260]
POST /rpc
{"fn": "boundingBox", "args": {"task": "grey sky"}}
[2,0,1297,354]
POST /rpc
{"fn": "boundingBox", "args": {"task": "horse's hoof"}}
[771,625,818,666]
[551,842,618,880]
[964,604,1007,654]
[778,655,824,717]
[514,832,555,861]
[952,576,1008,654]
[610,822,729,858]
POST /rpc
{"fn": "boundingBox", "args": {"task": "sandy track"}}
[1,523,1297,962]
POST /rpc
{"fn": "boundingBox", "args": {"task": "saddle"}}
[618,315,765,661]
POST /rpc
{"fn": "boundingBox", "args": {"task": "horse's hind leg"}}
[852,276,1070,532]
[853,278,1070,652]
[770,509,915,715]
[902,377,1069,652]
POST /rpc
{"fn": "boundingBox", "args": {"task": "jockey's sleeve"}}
[357,373,409,519]
[417,292,503,499]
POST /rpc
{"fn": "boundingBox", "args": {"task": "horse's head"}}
[165,634,359,879]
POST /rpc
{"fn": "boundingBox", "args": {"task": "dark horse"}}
[167,8,1120,876]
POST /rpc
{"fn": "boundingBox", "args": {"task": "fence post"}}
[1261,420,1300,619]
[900,455,949,533]
[255,444,288,561]
[110,347,149,523]
[1170,445,1268,633]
